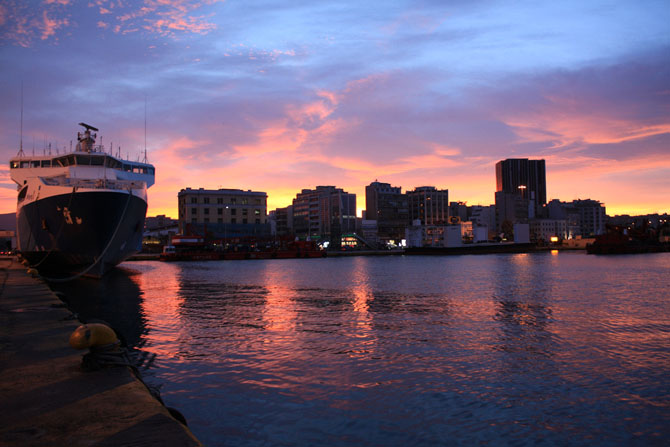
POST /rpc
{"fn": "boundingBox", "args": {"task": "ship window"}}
[76,155,91,165]
[105,157,122,169]
[90,156,104,166]
[123,164,132,172]
[20,161,30,168]
[41,160,52,167]
[31,161,40,168]
[66,155,76,166]
[148,167,155,175]
[10,161,19,169]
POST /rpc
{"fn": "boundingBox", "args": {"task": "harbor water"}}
[53,252,670,446]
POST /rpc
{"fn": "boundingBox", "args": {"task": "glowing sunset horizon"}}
[1,1,668,219]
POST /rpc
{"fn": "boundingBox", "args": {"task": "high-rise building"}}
[407,186,449,225]
[177,187,269,238]
[292,186,356,245]
[495,158,546,218]
[365,181,409,245]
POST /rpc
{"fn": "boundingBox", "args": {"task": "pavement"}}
[0,257,202,447]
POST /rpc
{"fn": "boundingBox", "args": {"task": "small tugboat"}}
[9,123,155,278]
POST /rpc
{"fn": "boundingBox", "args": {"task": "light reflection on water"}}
[63,253,670,446]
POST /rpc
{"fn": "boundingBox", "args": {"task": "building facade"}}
[495,191,529,233]
[177,188,269,238]
[292,186,357,244]
[530,219,568,242]
[365,181,409,246]
[407,186,449,226]
[272,205,294,236]
[496,158,547,218]
[546,198,606,237]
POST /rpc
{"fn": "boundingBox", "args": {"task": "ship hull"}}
[17,190,147,278]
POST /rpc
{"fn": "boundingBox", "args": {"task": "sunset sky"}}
[1,0,668,218]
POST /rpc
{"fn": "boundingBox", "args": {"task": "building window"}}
[204,208,210,215]
[217,208,223,215]
[191,208,197,215]
[204,218,209,223]
[191,218,197,223]
[217,198,223,204]
[191,197,197,204]
[231,218,236,224]
[243,218,248,224]
[255,199,261,205]
[204,197,210,204]
[242,199,248,205]
[255,218,260,224]
[218,218,223,223]
[231,208,237,215]
[231,198,237,204]
[242,209,248,215]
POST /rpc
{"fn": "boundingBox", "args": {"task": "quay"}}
[0,257,201,447]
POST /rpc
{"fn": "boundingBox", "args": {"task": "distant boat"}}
[586,224,668,255]
[159,235,326,261]
[9,122,155,278]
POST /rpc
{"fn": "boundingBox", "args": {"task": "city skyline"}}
[1,1,669,218]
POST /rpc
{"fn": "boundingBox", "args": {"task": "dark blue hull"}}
[17,190,147,278]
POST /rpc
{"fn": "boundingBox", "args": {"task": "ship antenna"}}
[143,95,148,163]
[18,81,24,157]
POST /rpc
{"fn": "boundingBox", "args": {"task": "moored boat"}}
[9,123,155,278]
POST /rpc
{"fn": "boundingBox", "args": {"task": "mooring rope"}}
[39,189,134,283]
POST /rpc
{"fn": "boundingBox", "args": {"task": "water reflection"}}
[491,254,556,362]
[50,266,146,348]
[53,254,670,446]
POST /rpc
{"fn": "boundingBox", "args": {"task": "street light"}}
[518,185,527,199]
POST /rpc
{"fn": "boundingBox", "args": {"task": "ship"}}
[9,122,155,278]
[586,223,668,255]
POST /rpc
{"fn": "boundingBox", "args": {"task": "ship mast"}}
[17,82,24,157]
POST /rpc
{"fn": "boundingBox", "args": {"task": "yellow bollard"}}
[69,323,119,349]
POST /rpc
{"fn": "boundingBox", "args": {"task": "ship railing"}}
[39,176,146,191]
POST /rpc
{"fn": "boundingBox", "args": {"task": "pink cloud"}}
[40,11,68,40]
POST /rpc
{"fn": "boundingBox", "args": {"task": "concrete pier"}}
[0,257,201,447]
